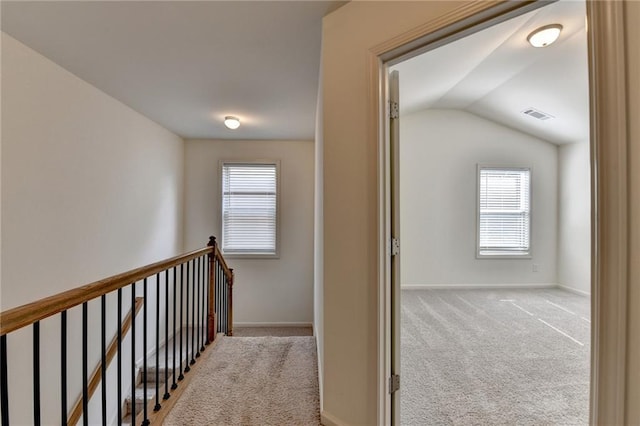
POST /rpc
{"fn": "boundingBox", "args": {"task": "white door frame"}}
[371,1,631,425]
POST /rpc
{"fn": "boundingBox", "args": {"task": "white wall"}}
[313,59,325,409]
[1,33,184,424]
[558,141,591,294]
[624,1,640,420]
[320,1,638,424]
[321,2,484,424]
[183,139,314,325]
[400,109,558,287]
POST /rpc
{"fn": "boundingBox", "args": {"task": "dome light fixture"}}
[527,24,563,48]
[224,116,241,130]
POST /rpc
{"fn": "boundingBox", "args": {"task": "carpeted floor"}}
[401,288,590,425]
[164,336,320,426]
[232,326,313,337]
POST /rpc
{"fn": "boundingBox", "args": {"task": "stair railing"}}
[67,297,143,426]
[208,236,234,339]
[0,236,234,426]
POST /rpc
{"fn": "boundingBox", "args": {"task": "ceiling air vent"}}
[522,107,554,121]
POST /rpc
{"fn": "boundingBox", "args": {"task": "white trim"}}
[233,321,313,328]
[558,285,591,297]
[321,410,348,426]
[401,283,556,290]
[476,165,532,259]
[313,323,324,412]
[370,2,623,424]
[219,159,281,259]
[587,2,630,423]
[370,3,515,419]
[375,54,392,426]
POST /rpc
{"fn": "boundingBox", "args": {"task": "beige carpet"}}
[232,327,313,337]
[402,288,590,425]
[164,336,320,425]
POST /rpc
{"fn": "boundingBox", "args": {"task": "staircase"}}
[122,328,201,425]
[0,237,234,426]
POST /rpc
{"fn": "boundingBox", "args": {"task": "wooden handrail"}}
[213,244,232,279]
[0,247,212,336]
[67,297,144,426]
[0,236,235,426]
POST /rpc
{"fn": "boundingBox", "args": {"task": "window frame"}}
[219,159,281,259]
[476,165,532,259]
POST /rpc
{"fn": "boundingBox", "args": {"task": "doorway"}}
[384,1,595,424]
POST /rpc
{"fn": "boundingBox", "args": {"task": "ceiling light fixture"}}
[224,116,240,130]
[527,24,563,48]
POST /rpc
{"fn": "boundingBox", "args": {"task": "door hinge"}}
[391,237,400,256]
[389,374,400,394]
[389,100,399,119]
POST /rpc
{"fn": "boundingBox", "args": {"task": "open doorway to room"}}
[389,1,591,424]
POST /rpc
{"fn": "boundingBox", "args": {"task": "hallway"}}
[165,330,319,425]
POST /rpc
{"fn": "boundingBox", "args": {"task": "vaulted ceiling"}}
[2,1,588,145]
[392,0,589,145]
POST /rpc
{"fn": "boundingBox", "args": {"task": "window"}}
[221,161,279,257]
[477,167,531,257]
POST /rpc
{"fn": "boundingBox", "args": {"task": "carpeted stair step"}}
[144,356,195,382]
[124,384,157,418]
[144,365,172,384]
[121,327,205,424]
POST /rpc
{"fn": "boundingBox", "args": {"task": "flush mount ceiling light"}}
[224,116,240,130]
[527,24,563,47]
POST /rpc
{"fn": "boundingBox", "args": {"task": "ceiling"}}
[1,1,345,140]
[392,0,589,145]
[2,1,588,145]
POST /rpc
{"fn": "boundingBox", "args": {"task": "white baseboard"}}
[558,285,591,297]
[313,323,324,411]
[401,283,557,290]
[233,321,313,328]
[321,410,347,426]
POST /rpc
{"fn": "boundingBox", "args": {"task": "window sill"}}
[476,252,531,260]
[223,253,280,260]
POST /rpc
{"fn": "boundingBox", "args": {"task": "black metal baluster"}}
[82,303,88,426]
[178,264,184,381]
[224,273,228,334]
[33,322,41,426]
[154,273,161,412]
[225,273,229,334]
[0,334,8,426]
[101,295,107,426]
[200,256,205,350]
[142,278,149,426]
[172,267,178,389]
[117,289,122,426]
[200,255,206,350]
[61,312,67,426]
[216,264,219,334]
[205,255,210,345]
[217,262,221,334]
[190,259,196,365]
[184,260,191,373]
[164,269,170,400]
[225,270,228,334]
[221,265,224,334]
[215,262,219,334]
[195,257,201,358]
[222,267,227,334]
[130,284,136,425]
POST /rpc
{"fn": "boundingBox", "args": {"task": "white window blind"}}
[222,162,278,255]
[478,167,531,256]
